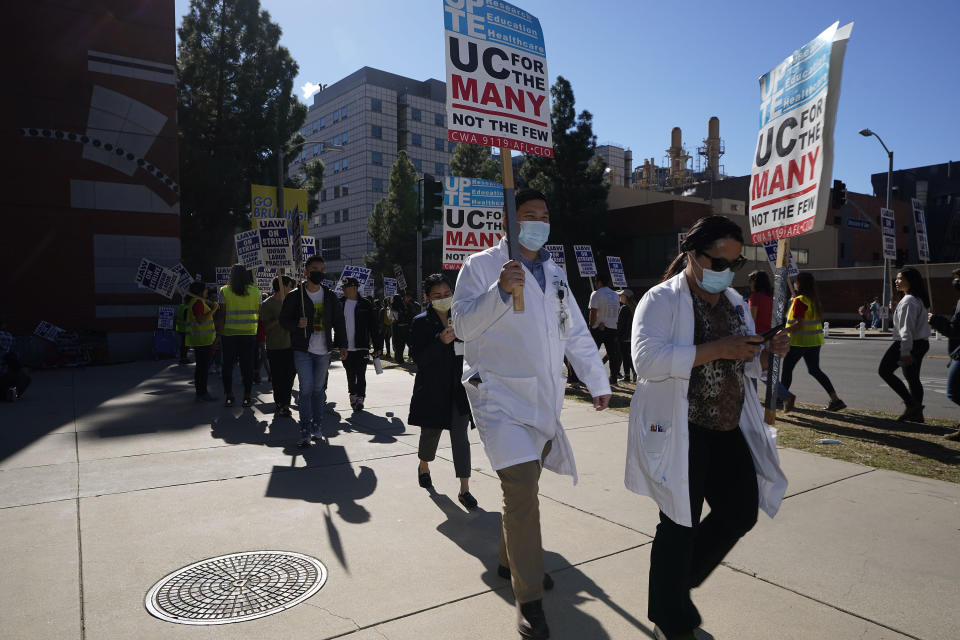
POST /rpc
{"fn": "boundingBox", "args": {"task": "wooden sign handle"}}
[500,146,524,312]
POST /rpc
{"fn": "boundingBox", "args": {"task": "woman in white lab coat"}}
[626,215,790,640]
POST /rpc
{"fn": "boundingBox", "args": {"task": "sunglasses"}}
[697,251,747,272]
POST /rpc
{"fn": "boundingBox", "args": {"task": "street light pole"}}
[859,128,894,331]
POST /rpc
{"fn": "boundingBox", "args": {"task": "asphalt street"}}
[776,335,956,420]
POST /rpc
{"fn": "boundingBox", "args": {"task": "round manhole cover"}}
[145,551,327,625]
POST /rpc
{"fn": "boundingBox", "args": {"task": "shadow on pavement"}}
[430,492,653,639]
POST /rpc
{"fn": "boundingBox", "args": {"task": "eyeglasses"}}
[697,251,747,272]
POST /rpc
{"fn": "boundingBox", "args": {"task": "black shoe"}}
[278,406,292,418]
[458,491,478,509]
[497,564,554,590]
[418,470,432,489]
[297,428,310,448]
[824,398,847,411]
[224,395,235,408]
[241,396,253,408]
[897,403,924,423]
[517,599,549,639]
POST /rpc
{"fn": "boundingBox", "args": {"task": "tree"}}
[450,143,500,181]
[291,156,325,215]
[366,151,420,279]
[520,76,609,306]
[177,0,306,277]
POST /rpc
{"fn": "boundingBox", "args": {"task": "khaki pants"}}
[496,440,552,604]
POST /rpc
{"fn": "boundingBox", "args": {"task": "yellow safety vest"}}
[185,299,216,347]
[174,303,189,332]
[786,294,824,347]
[220,285,260,336]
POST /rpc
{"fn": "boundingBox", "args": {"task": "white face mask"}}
[431,296,453,313]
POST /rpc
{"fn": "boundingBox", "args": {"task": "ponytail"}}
[662,253,687,282]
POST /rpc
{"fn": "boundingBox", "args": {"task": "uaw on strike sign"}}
[443,0,552,157]
[443,177,504,270]
[749,22,852,243]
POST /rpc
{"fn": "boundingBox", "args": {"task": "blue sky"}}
[174,0,959,195]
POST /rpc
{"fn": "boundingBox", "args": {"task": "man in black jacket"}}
[340,277,380,412]
[279,255,346,447]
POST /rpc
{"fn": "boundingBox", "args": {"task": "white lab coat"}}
[452,239,611,482]
[625,272,787,527]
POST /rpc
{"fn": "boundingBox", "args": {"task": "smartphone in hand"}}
[748,323,786,345]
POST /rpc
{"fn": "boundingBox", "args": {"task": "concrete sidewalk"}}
[1,361,957,639]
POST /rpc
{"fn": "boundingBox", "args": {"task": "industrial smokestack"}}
[667,128,688,184]
[706,117,720,178]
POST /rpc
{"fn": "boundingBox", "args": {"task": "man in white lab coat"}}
[452,188,611,639]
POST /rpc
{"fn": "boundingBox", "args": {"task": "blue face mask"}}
[692,255,734,293]
[518,221,550,251]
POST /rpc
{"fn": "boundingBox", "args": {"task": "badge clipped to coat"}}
[555,279,572,340]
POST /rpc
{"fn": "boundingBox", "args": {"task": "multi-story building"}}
[596,144,632,187]
[290,67,454,277]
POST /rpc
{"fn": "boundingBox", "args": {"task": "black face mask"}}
[953,279,960,292]
[308,271,325,284]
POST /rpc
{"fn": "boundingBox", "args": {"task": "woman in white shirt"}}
[627,215,790,640]
[879,267,931,422]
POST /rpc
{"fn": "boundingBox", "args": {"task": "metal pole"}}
[277,148,285,230]
[882,149,893,330]
[416,179,423,305]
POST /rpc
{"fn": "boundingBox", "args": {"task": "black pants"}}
[0,370,31,398]
[178,332,188,361]
[597,327,621,383]
[781,345,836,395]
[879,339,929,405]
[344,350,368,398]
[393,324,409,362]
[418,408,472,478]
[619,340,634,379]
[221,334,255,397]
[193,345,212,395]
[267,348,295,408]
[648,423,759,637]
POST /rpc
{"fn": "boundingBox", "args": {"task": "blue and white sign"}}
[362,278,375,298]
[384,277,398,300]
[300,236,316,265]
[322,279,335,290]
[169,263,194,292]
[762,241,800,277]
[157,305,175,330]
[573,245,597,277]
[606,256,627,288]
[254,266,273,296]
[257,218,292,270]
[881,208,897,261]
[34,321,64,342]
[335,265,373,294]
[235,230,262,269]
[544,244,565,270]
[135,257,178,298]
[911,198,930,262]
[393,265,408,291]
[215,267,230,287]
[846,218,871,230]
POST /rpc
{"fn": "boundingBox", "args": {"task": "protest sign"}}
[335,265,372,294]
[762,241,800,277]
[443,0,552,158]
[169,263,194,292]
[442,177,504,269]
[135,258,178,298]
[748,22,853,244]
[383,277,398,300]
[606,256,627,288]
[157,305,175,330]
[34,321,64,342]
[544,244,565,270]
[362,278,375,298]
[254,266,273,297]
[322,279,335,290]
[215,267,230,287]
[250,184,308,234]
[910,198,930,262]
[300,236,316,265]
[257,218,293,270]
[235,230,262,269]
[573,245,597,278]
[393,265,408,291]
[880,208,897,261]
